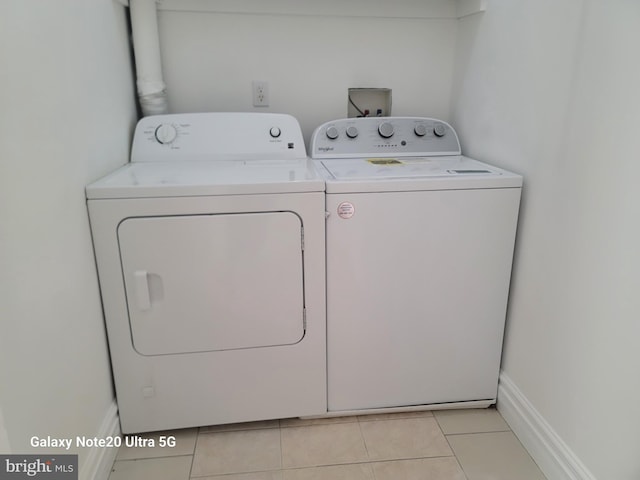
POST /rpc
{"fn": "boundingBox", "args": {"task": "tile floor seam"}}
[370,461,379,480]
[453,455,471,480]
[113,454,195,463]
[366,455,459,464]
[112,454,195,470]
[358,417,379,480]
[115,452,188,461]
[277,462,379,480]
[187,431,199,480]
[186,455,195,480]
[278,425,284,472]
[441,420,470,480]
[277,454,459,471]
[215,456,466,479]
[437,426,512,435]
[189,468,282,479]
[433,411,445,431]
[189,465,283,479]
[357,417,372,461]
[444,431,511,437]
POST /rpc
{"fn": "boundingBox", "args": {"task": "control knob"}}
[346,126,359,139]
[269,127,281,138]
[378,122,394,138]
[414,124,428,137]
[154,124,178,144]
[433,123,446,137]
[326,126,339,140]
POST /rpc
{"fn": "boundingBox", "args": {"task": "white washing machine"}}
[87,113,326,433]
[311,117,522,414]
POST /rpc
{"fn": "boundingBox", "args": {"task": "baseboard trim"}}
[497,372,597,480]
[79,401,120,480]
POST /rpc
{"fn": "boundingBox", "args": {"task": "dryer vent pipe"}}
[130,0,168,116]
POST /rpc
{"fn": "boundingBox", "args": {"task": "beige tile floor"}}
[108,408,547,480]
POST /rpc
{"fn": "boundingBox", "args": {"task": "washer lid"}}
[86,158,324,199]
[317,156,522,193]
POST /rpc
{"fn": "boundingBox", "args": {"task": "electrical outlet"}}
[252,81,269,107]
[348,88,392,117]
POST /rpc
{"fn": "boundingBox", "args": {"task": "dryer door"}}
[118,211,305,355]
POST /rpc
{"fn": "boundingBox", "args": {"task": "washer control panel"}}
[310,117,461,158]
[131,112,307,162]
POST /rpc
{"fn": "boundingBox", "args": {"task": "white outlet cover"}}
[253,80,269,107]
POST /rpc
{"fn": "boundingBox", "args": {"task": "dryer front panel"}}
[117,211,304,355]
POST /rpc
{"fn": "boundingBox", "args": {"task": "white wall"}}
[452,1,640,479]
[3,2,638,479]
[0,0,136,476]
[156,0,459,142]
[0,407,9,453]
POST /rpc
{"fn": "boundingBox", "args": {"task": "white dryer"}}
[87,113,326,433]
[311,117,522,414]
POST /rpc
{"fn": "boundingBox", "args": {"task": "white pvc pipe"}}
[130,0,168,116]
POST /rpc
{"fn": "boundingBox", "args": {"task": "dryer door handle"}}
[134,270,152,311]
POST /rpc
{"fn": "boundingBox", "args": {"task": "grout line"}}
[109,455,196,480]
[445,430,513,437]
[187,431,199,479]
[278,454,459,471]
[190,466,283,479]
[356,417,371,461]
[453,455,471,480]
[367,455,458,463]
[278,424,284,472]
[369,461,378,480]
[113,452,197,461]
[439,416,466,479]
[442,436,471,480]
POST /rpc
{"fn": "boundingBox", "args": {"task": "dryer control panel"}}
[132,112,307,162]
[310,117,461,159]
